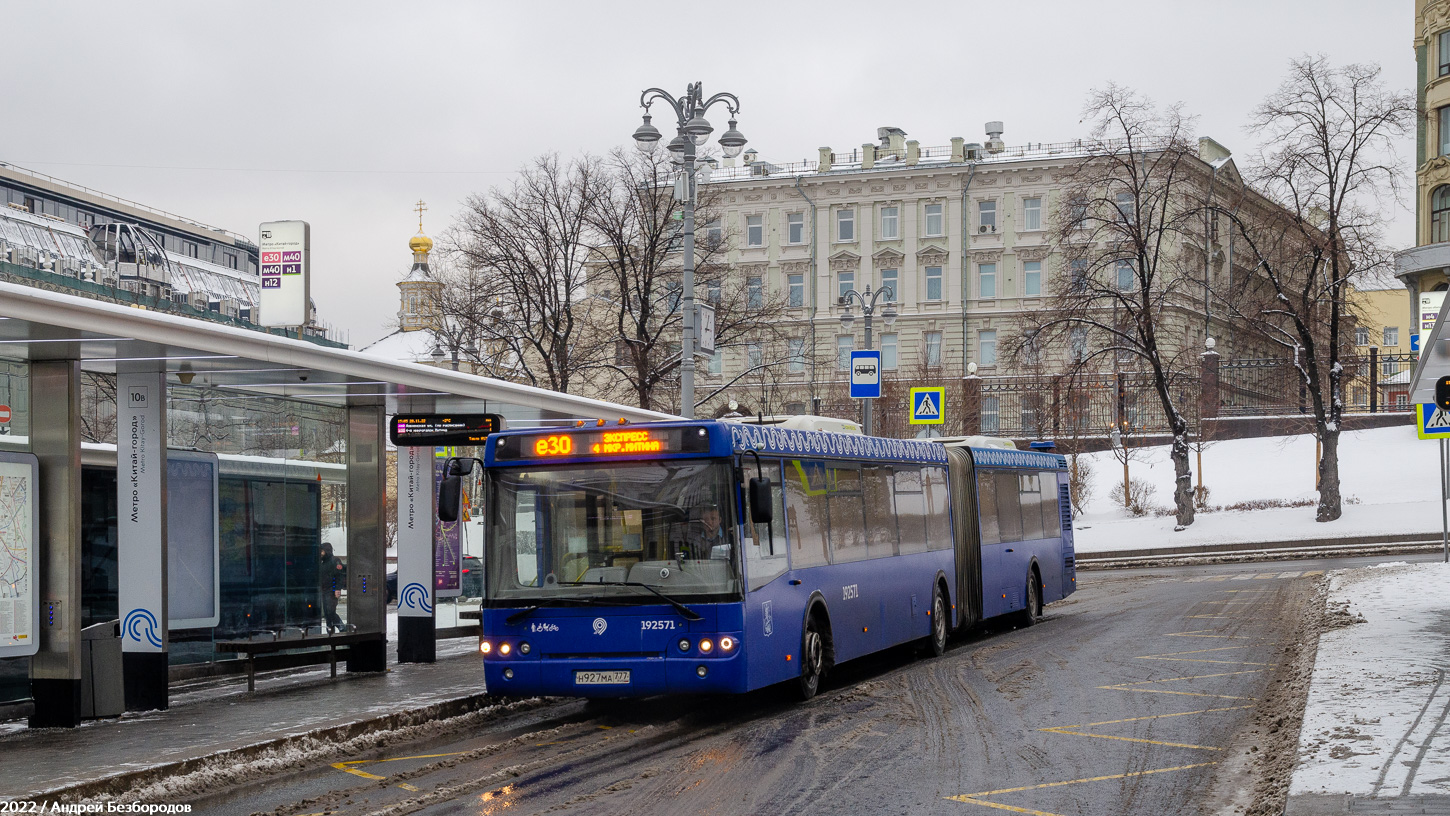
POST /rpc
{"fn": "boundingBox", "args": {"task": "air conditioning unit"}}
[979,225,989,234]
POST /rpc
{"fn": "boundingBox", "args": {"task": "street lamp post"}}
[632,82,747,419]
[431,336,479,372]
[838,284,898,436]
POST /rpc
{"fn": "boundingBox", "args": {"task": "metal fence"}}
[812,352,1416,441]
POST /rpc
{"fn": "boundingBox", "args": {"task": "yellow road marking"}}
[1165,630,1257,639]
[1187,614,1238,619]
[1254,573,1278,579]
[398,783,420,792]
[1099,669,1261,699]
[330,761,387,781]
[1302,570,1323,576]
[1038,705,1253,751]
[948,798,1063,815]
[945,762,1220,811]
[330,749,473,785]
[1135,644,1270,666]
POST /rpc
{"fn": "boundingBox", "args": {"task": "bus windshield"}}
[486,459,742,604]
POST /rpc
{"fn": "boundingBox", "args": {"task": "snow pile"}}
[1070,425,1439,552]
[1290,562,1450,797]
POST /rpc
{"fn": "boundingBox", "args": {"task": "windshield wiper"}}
[556,580,704,621]
[503,597,640,625]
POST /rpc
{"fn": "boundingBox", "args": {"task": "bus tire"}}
[798,613,828,701]
[924,583,948,657]
[1018,569,1040,628]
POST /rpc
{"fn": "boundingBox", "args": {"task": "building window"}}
[1069,259,1089,293]
[1354,326,1370,346]
[925,266,943,301]
[1066,195,1088,226]
[747,342,763,369]
[788,273,804,307]
[1070,328,1088,363]
[1436,186,1450,244]
[924,203,943,237]
[839,270,855,301]
[837,335,853,371]
[704,219,723,248]
[1441,30,1450,77]
[925,331,942,366]
[979,330,997,367]
[1394,392,1409,408]
[1441,107,1450,158]
[1116,260,1134,292]
[746,215,764,247]
[880,206,899,240]
[707,281,721,305]
[1023,197,1042,231]
[982,396,1000,434]
[979,263,997,299]
[880,268,898,302]
[708,348,722,374]
[881,333,898,370]
[1116,192,1135,226]
[978,200,996,232]
[837,209,855,241]
[1384,326,1399,347]
[787,212,804,244]
[788,338,805,373]
[1024,260,1042,297]
[747,276,762,308]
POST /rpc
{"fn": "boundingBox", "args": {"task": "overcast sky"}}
[1,0,1415,345]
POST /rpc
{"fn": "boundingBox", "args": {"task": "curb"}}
[1077,538,1444,570]
[25,691,501,803]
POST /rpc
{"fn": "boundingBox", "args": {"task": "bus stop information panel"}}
[391,414,502,447]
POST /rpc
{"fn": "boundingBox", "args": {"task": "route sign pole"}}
[1442,439,1448,563]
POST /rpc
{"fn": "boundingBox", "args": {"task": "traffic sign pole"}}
[1443,438,1448,563]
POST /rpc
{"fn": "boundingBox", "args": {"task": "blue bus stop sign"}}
[850,350,881,399]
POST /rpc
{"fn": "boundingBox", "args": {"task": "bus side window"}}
[994,471,1024,542]
[924,466,952,551]
[827,463,867,563]
[785,460,830,568]
[747,459,788,591]
[1041,471,1063,539]
[862,465,898,558]
[895,467,927,555]
[977,471,1000,546]
[1020,473,1045,540]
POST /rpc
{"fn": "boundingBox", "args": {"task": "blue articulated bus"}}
[438,419,1074,700]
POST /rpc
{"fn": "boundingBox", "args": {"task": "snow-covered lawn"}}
[1290,562,1450,798]
[1071,424,1441,553]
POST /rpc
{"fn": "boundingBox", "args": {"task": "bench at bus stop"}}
[215,631,384,691]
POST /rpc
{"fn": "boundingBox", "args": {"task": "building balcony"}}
[1394,242,1450,284]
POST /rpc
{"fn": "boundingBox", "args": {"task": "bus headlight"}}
[519,642,531,655]
[699,638,713,653]
[480,641,492,655]
[678,638,691,652]
[499,642,512,656]
[503,668,514,680]
[719,636,736,652]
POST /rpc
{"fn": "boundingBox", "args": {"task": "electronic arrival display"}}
[494,426,712,461]
[391,413,503,447]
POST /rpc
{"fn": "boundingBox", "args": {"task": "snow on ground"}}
[1290,562,1450,798]
[1071,424,1440,553]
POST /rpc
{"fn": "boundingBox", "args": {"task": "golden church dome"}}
[409,233,433,254]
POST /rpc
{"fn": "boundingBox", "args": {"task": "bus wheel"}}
[1019,572,1040,628]
[924,585,948,657]
[798,615,827,701]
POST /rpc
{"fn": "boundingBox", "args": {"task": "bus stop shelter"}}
[0,279,674,727]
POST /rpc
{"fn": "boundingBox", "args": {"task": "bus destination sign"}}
[495,427,712,461]
[390,414,503,447]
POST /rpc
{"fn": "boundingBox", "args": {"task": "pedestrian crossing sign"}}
[1418,403,1450,439]
[909,387,945,425]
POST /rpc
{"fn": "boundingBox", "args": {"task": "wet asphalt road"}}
[195,555,1435,816]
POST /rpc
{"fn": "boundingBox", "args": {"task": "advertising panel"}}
[0,451,39,658]
[166,451,219,629]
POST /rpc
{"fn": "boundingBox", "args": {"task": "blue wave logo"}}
[123,608,162,649]
[400,582,433,613]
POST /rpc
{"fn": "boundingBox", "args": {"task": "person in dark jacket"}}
[320,542,346,631]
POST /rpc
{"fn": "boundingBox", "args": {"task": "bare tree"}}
[1026,85,1205,526]
[588,148,791,412]
[1216,57,1413,521]
[447,154,607,394]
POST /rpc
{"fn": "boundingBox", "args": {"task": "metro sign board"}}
[849,350,881,399]
[258,221,310,327]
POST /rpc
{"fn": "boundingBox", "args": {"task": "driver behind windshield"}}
[676,503,731,560]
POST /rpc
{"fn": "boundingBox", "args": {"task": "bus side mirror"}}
[438,475,463,522]
[748,477,773,524]
[447,457,474,477]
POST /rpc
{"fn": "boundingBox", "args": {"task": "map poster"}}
[0,452,39,658]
